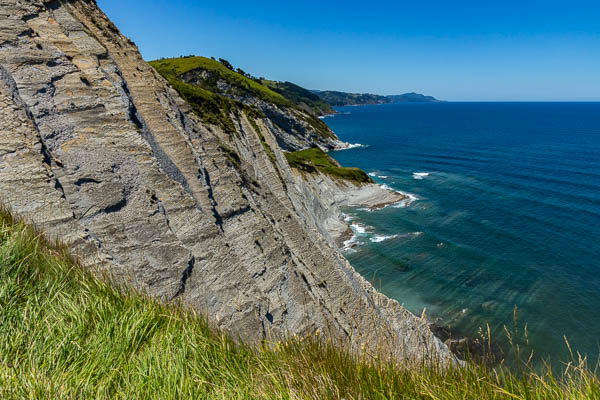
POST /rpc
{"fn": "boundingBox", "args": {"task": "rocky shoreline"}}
[312,174,503,364]
[429,322,504,365]
[331,183,409,247]
[291,171,410,247]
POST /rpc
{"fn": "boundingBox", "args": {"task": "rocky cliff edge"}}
[0,0,450,362]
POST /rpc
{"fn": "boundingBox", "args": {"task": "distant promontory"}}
[313,90,442,106]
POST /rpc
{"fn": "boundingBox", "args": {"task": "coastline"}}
[330,182,410,246]
[318,175,496,362]
[1,0,456,370]
[292,170,412,247]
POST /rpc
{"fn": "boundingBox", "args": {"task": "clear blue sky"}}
[97,0,600,101]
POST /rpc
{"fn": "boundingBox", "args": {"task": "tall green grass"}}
[1,209,599,399]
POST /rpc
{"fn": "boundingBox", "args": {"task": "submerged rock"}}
[430,322,503,364]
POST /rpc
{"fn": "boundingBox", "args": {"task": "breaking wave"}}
[413,172,430,180]
[370,234,399,243]
[335,143,369,151]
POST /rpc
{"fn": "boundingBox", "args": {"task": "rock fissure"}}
[201,166,224,231]
[0,0,453,365]
[173,255,195,299]
[74,177,101,186]
[0,63,71,207]
[121,78,197,199]
[101,195,127,214]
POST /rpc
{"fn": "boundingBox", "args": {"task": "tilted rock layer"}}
[0,0,450,361]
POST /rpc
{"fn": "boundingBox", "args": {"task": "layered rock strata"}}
[0,0,450,362]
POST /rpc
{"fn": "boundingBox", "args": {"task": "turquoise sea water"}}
[325,102,600,364]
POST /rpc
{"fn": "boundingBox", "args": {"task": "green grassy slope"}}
[262,80,334,116]
[0,209,599,399]
[285,147,374,185]
[151,57,291,107]
[149,56,336,139]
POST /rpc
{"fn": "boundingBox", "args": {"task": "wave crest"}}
[370,234,399,243]
[334,143,369,151]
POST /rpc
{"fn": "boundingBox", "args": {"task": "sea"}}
[324,102,600,365]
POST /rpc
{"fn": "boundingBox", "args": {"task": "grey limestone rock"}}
[0,0,451,363]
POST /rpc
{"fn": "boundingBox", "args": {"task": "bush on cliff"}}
[285,147,375,185]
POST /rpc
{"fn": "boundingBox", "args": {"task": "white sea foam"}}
[413,172,430,180]
[370,231,422,243]
[390,191,419,208]
[342,222,372,251]
[318,113,336,119]
[334,143,369,151]
[377,184,419,208]
[342,224,369,251]
[351,223,369,234]
[342,236,359,252]
[370,234,399,243]
[343,234,357,247]
[367,172,388,179]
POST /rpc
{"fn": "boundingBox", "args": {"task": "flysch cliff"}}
[150,56,340,152]
[0,0,451,362]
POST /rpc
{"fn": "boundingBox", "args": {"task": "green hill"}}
[262,80,335,116]
[1,209,598,399]
[150,56,291,107]
[149,56,335,140]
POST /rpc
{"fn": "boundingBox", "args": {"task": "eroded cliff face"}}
[177,66,341,151]
[0,0,450,362]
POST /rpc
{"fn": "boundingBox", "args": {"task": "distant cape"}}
[312,90,442,106]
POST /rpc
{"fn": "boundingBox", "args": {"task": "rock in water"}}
[0,0,450,362]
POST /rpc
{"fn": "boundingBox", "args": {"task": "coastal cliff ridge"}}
[0,0,450,362]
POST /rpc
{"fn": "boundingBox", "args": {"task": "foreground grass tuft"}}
[0,209,599,399]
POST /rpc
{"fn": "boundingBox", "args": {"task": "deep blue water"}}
[325,102,600,364]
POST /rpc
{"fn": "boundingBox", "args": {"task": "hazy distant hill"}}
[313,90,441,106]
[261,80,335,116]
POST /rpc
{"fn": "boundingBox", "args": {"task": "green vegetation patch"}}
[218,142,241,168]
[284,147,374,185]
[1,209,599,399]
[150,57,337,141]
[244,111,287,188]
[166,76,236,133]
[296,110,337,140]
[262,80,334,116]
[150,57,291,108]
